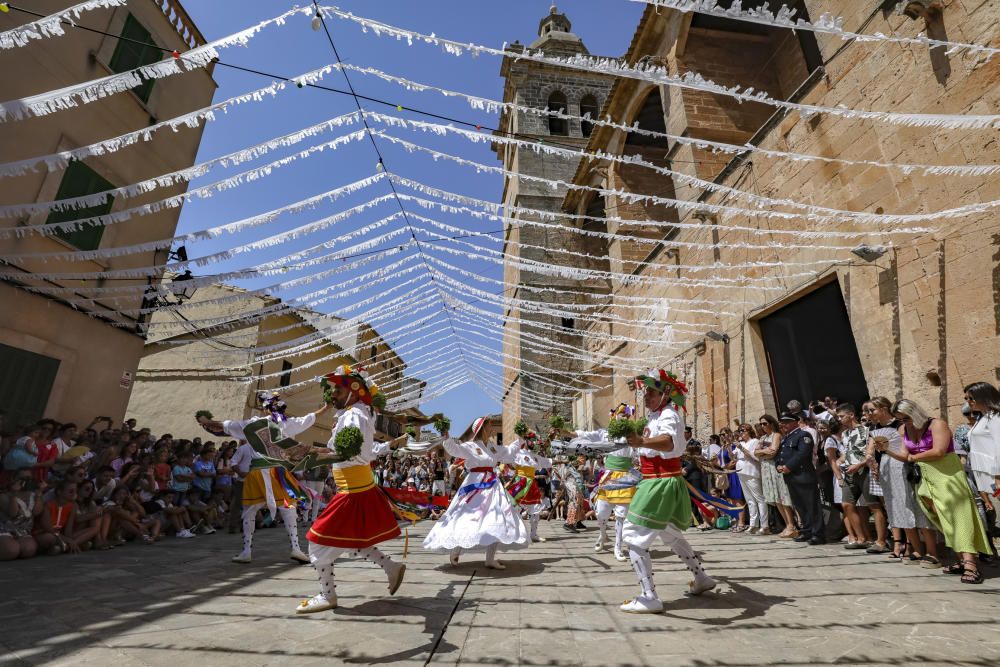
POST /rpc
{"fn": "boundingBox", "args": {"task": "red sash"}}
[639,456,682,479]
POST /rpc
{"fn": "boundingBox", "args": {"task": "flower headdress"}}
[321,364,379,406]
[258,391,287,422]
[627,368,689,410]
[609,403,635,419]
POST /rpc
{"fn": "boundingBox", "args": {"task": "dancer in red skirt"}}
[297,365,406,614]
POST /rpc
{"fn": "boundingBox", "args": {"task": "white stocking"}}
[595,500,612,543]
[309,543,342,600]
[614,516,625,556]
[485,543,499,564]
[278,507,300,552]
[662,524,708,578]
[628,546,657,600]
[240,503,263,555]
[530,513,540,539]
[362,546,395,574]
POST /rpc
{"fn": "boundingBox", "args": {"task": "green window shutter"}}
[0,343,61,431]
[44,161,115,251]
[108,13,161,103]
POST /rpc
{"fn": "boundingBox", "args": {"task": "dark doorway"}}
[0,343,61,430]
[758,280,869,412]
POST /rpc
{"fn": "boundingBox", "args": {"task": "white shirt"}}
[439,436,516,469]
[510,441,552,470]
[574,429,631,458]
[636,404,686,460]
[326,404,381,470]
[52,437,74,456]
[223,413,317,459]
[969,414,1000,477]
[230,443,255,479]
[734,438,760,476]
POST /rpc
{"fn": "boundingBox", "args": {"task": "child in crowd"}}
[171,452,195,504]
[192,443,217,500]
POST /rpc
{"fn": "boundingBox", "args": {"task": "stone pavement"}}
[1,519,999,666]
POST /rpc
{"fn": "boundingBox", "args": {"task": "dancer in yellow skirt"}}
[197,392,331,565]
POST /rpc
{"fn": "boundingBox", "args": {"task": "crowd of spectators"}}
[683,385,1000,585]
[4,382,998,586]
[1,415,242,560]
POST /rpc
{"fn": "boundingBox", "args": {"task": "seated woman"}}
[74,478,112,550]
[103,486,161,545]
[0,469,43,560]
[34,479,103,554]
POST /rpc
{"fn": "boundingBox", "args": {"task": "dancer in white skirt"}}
[423,416,529,569]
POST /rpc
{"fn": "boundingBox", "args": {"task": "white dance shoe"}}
[485,559,506,570]
[296,593,337,614]
[289,549,310,564]
[231,550,252,564]
[686,574,717,596]
[619,596,664,614]
[594,537,610,553]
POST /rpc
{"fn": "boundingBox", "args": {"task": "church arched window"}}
[579,94,598,137]
[547,91,568,136]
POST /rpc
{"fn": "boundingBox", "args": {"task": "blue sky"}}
[175,1,644,434]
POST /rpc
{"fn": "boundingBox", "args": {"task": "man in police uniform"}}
[776,412,825,545]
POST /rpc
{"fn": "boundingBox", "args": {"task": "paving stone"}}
[1,521,999,665]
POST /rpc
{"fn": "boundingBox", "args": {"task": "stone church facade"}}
[496,1,999,438]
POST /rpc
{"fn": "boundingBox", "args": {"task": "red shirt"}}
[153,463,172,491]
[33,440,59,482]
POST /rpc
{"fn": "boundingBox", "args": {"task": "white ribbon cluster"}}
[0,5,314,121]
[0,0,128,49]
[633,1,999,60]
[319,4,1000,129]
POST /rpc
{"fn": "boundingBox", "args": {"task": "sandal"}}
[942,561,965,575]
[961,560,984,585]
[919,555,941,569]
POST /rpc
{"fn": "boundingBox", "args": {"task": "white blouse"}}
[635,405,687,460]
[968,414,1000,477]
[440,437,516,469]
[326,404,381,470]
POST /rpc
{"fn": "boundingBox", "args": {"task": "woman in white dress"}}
[423,417,529,569]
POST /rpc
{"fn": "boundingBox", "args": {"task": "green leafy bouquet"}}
[514,420,528,437]
[333,425,364,459]
[549,414,566,431]
[606,417,649,440]
[431,413,451,434]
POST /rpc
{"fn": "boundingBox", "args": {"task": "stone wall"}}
[567,0,1000,435]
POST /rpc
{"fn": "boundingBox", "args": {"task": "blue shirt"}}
[171,464,193,492]
[192,459,215,492]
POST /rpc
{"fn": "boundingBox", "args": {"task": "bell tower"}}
[493,6,614,439]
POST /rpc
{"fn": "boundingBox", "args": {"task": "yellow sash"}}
[515,466,536,479]
[333,465,376,493]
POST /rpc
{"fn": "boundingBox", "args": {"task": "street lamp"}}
[169,270,196,303]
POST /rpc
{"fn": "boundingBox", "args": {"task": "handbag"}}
[713,450,730,491]
[713,473,730,491]
[904,461,922,485]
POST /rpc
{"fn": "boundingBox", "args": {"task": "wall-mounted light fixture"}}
[851,244,888,263]
[705,331,730,344]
